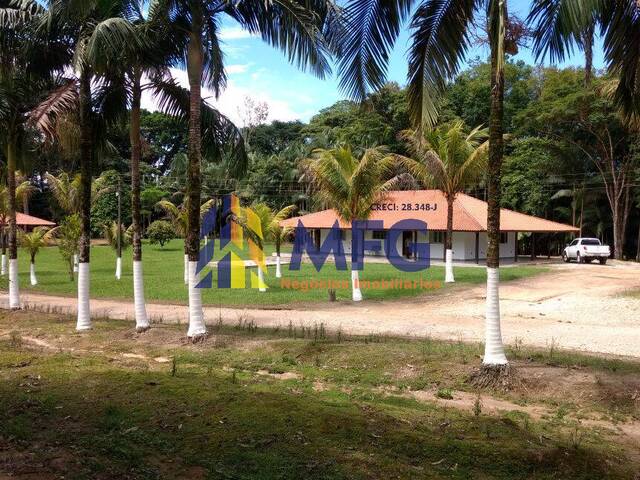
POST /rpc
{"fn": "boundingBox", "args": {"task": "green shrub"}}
[146,220,174,248]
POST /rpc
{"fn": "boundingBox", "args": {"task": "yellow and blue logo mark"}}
[196,194,267,290]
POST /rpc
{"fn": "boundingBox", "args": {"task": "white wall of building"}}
[315,228,516,261]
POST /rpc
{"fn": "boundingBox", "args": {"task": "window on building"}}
[500,232,509,244]
[430,231,445,244]
[372,230,386,240]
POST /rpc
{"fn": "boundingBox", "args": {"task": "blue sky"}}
[145,0,606,125]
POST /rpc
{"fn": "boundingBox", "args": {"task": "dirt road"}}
[4,261,640,357]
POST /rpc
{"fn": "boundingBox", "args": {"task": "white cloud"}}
[140,68,305,125]
[219,27,254,41]
[226,64,250,75]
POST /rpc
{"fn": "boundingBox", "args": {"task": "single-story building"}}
[280,190,579,261]
[0,213,56,232]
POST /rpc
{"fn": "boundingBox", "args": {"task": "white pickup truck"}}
[562,238,611,264]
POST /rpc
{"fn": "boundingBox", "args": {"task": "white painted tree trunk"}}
[73,254,79,273]
[187,260,206,338]
[257,266,266,292]
[1,254,6,276]
[351,269,363,302]
[275,255,282,278]
[483,267,508,364]
[133,260,149,331]
[30,262,37,286]
[445,249,455,283]
[76,262,92,331]
[8,258,20,309]
[115,256,122,280]
[183,254,188,285]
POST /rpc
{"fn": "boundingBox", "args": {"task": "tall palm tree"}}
[398,122,489,283]
[42,0,145,331]
[336,0,512,367]
[0,0,65,309]
[154,0,335,339]
[101,2,246,332]
[304,146,398,301]
[19,226,54,286]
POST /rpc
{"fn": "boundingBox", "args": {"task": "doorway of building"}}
[402,231,414,258]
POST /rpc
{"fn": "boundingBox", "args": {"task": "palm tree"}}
[156,198,214,285]
[0,0,66,309]
[50,213,82,281]
[336,0,512,368]
[154,0,334,339]
[42,0,145,331]
[269,205,297,279]
[530,1,640,119]
[96,2,244,332]
[103,221,131,279]
[45,171,110,272]
[45,172,82,215]
[0,181,36,277]
[250,203,297,282]
[398,122,489,283]
[304,146,398,301]
[19,227,53,286]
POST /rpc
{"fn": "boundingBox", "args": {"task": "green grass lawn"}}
[1,310,638,479]
[1,239,546,306]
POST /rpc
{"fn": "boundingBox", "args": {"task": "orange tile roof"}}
[0,213,56,227]
[281,190,579,233]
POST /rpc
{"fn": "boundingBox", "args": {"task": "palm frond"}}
[598,0,640,118]
[27,78,78,140]
[336,0,413,101]
[45,172,81,214]
[228,0,334,79]
[528,0,594,63]
[407,0,478,128]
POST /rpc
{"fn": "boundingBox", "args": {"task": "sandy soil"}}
[4,260,640,357]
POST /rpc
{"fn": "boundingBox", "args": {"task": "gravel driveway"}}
[5,261,640,358]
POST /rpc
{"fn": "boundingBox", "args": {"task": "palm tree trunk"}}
[115,177,122,280]
[1,228,6,276]
[257,265,267,292]
[130,67,149,332]
[351,268,363,302]
[76,69,93,331]
[6,137,20,309]
[185,18,206,339]
[636,222,640,262]
[30,254,37,286]
[583,23,594,87]
[483,10,508,366]
[445,194,455,283]
[275,238,282,278]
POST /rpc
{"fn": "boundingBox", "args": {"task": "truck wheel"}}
[577,252,582,263]
[599,258,607,265]
[562,252,569,263]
